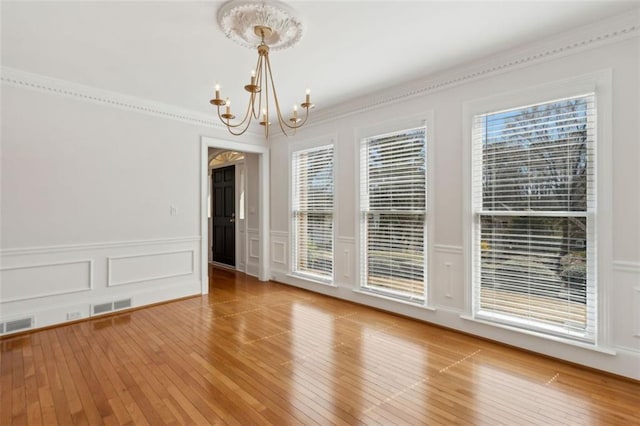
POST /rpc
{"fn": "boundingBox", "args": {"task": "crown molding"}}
[2,10,638,136]
[0,66,264,138]
[310,9,640,126]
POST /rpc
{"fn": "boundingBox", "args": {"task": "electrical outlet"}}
[67,312,82,321]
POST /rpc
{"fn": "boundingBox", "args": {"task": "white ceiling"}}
[2,1,639,117]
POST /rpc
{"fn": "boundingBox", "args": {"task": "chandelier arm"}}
[224,124,252,136]
[267,56,309,132]
[254,60,264,121]
[216,102,253,131]
[264,56,297,137]
[217,107,252,136]
[251,55,263,120]
[263,58,270,139]
[294,106,311,127]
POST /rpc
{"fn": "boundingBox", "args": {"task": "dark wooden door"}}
[212,165,235,266]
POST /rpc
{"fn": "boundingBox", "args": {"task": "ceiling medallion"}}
[211,1,313,138]
[217,0,304,51]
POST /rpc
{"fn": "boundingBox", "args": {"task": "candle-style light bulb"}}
[250,70,256,85]
[293,105,298,120]
[262,108,267,121]
[215,83,220,99]
[305,88,311,104]
[225,98,231,114]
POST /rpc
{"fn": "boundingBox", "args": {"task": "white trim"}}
[272,241,287,265]
[287,272,334,287]
[309,10,639,126]
[107,249,195,287]
[0,259,93,303]
[2,11,637,136]
[0,66,264,137]
[336,236,355,244]
[425,111,436,306]
[343,248,351,279]
[462,69,613,347]
[0,236,201,256]
[201,137,270,294]
[352,289,437,311]
[289,138,336,280]
[634,288,640,338]
[248,238,260,259]
[433,244,464,255]
[613,261,640,273]
[270,230,288,239]
[460,315,617,355]
[355,114,433,305]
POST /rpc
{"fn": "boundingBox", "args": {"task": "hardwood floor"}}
[2,267,639,425]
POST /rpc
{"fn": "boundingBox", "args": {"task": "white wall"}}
[244,153,261,277]
[269,28,640,378]
[0,78,265,332]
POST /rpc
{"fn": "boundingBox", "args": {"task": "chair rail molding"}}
[0,236,202,257]
[433,244,464,255]
[613,260,640,273]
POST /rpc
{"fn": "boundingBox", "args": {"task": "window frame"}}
[290,139,336,284]
[462,71,613,349]
[356,114,435,307]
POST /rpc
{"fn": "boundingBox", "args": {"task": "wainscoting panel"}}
[0,259,93,302]
[246,228,260,277]
[270,231,289,275]
[272,241,286,265]
[336,237,355,286]
[635,287,640,339]
[0,236,201,335]
[108,250,194,287]
[612,261,640,351]
[432,245,464,311]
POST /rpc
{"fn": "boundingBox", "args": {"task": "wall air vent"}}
[113,298,132,310]
[2,317,34,334]
[92,298,133,316]
[92,302,114,315]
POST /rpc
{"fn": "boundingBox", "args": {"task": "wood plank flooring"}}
[1,266,639,425]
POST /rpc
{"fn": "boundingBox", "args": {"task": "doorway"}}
[211,165,236,267]
[200,137,270,294]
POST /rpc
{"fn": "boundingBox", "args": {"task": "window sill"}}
[352,289,436,311]
[460,315,616,355]
[287,273,337,288]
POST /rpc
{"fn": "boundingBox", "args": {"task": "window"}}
[292,145,334,281]
[360,126,427,302]
[472,94,596,342]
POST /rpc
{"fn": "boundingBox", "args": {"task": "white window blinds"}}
[472,94,596,342]
[360,127,427,301]
[292,145,334,280]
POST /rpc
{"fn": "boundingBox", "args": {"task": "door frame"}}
[200,137,270,294]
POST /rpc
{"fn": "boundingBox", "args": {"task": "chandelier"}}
[211,1,313,138]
